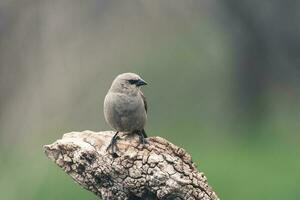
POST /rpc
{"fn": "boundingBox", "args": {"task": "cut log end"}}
[44,130,220,200]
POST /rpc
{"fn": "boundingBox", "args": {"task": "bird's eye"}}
[128,79,138,85]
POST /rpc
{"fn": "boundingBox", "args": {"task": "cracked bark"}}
[44,131,220,200]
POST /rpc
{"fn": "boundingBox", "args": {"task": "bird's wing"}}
[140,91,148,113]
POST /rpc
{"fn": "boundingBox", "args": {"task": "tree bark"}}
[44,130,219,200]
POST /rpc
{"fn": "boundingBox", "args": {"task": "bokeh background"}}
[0,0,299,199]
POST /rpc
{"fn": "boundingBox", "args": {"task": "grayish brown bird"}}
[104,73,148,153]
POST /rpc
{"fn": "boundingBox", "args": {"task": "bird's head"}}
[109,72,147,95]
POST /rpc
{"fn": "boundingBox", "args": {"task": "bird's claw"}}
[138,132,148,146]
[106,132,120,155]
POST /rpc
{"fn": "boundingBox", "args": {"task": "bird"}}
[104,72,148,153]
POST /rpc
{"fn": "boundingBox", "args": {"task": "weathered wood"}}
[44,131,219,200]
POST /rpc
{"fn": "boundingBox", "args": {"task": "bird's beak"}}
[136,79,147,86]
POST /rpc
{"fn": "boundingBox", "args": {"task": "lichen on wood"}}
[44,130,219,200]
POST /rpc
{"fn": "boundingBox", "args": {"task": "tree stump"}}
[44,130,220,200]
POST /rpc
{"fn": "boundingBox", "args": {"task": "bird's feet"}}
[137,129,148,146]
[106,132,120,156]
[107,130,148,155]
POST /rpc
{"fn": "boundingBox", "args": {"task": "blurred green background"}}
[0,1,300,199]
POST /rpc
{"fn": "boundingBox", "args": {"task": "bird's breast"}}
[104,92,146,131]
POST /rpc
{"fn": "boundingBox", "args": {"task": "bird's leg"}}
[141,129,148,138]
[137,130,148,145]
[106,131,120,154]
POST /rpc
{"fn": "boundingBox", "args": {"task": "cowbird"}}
[104,73,148,153]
